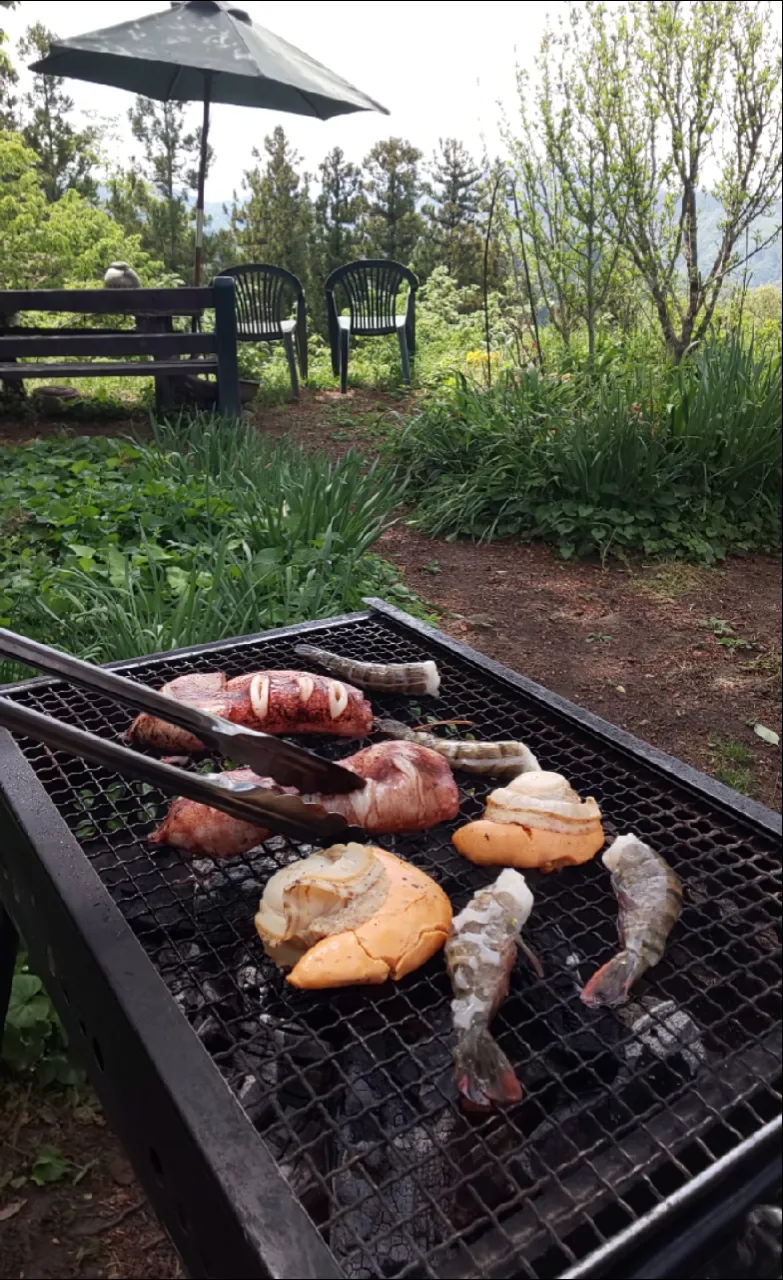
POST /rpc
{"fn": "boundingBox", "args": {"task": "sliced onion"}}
[256,843,387,962]
[485,771,602,835]
[249,673,270,722]
[328,681,349,720]
[297,676,315,705]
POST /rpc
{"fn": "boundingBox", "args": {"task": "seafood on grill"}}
[453,771,605,871]
[581,834,683,1008]
[445,870,542,1112]
[255,843,452,988]
[376,717,541,779]
[150,740,461,856]
[126,669,374,752]
[149,771,300,857]
[294,644,441,696]
[315,741,459,834]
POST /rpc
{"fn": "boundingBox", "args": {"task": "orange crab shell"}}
[278,848,452,989]
[452,819,605,872]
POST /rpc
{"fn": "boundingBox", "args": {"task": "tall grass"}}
[2,416,408,673]
[391,337,782,560]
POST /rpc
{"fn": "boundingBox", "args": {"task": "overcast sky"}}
[4,0,557,197]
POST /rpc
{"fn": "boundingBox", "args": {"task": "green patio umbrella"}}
[31,0,388,282]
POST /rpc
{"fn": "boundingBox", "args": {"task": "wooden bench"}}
[0,279,241,417]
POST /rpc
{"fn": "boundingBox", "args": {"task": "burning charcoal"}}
[171,979,206,1018]
[194,1013,229,1052]
[237,963,264,991]
[516,1090,618,1193]
[619,997,708,1075]
[236,1072,275,1125]
[514,926,626,1096]
[330,1041,451,1278]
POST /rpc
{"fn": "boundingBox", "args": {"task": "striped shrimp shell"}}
[294,644,440,696]
[580,834,683,1007]
[376,718,541,779]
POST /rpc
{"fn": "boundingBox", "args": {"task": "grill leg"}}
[283,332,299,400]
[397,327,411,385]
[0,900,19,1054]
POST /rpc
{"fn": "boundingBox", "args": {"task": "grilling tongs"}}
[0,628,367,844]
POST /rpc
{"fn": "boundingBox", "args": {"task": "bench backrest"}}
[0,281,236,362]
[0,279,241,416]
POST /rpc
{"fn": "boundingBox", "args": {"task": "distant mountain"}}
[697,193,781,287]
[201,190,780,283]
[203,200,232,232]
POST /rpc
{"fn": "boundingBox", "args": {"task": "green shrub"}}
[390,337,782,561]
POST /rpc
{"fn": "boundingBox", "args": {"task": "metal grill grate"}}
[4,613,781,1279]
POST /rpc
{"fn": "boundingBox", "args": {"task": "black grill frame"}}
[0,599,780,1280]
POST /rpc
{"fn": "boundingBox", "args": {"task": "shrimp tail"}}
[454,1026,523,1112]
[580,950,643,1008]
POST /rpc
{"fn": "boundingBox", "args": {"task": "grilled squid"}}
[376,718,541,779]
[126,669,373,752]
[255,843,452,988]
[453,771,605,872]
[150,740,460,857]
[294,644,441,696]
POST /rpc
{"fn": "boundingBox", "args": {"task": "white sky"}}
[4,0,557,197]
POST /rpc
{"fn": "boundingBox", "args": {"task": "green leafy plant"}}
[700,617,756,651]
[1,962,83,1086]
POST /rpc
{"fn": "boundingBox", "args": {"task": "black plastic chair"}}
[216,264,307,398]
[325,260,418,393]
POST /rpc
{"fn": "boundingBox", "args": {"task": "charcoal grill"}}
[0,600,780,1280]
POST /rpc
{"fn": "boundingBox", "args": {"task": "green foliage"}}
[0,130,163,289]
[17,23,99,203]
[314,147,364,280]
[120,96,208,278]
[546,2,783,361]
[1,961,82,1086]
[0,15,17,131]
[390,335,782,561]
[0,416,410,673]
[417,138,484,287]
[232,126,313,292]
[362,137,423,263]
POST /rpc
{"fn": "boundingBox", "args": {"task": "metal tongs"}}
[0,628,366,844]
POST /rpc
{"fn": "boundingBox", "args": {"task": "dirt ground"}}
[0,1089,183,1280]
[1,390,780,1278]
[380,529,782,808]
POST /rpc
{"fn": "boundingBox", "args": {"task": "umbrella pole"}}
[194,73,212,286]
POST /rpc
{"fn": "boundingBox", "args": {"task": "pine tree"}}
[314,146,363,277]
[361,138,423,263]
[231,126,313,288]
[17,23,99,203]
[128,97,205,276]
[0,2,18,131]
[419,138,484,286]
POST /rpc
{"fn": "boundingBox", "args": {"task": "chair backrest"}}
[325,260,418,336]
[216,264,304,341]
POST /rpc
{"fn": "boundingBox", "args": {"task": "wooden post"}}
[213,277,241,418]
